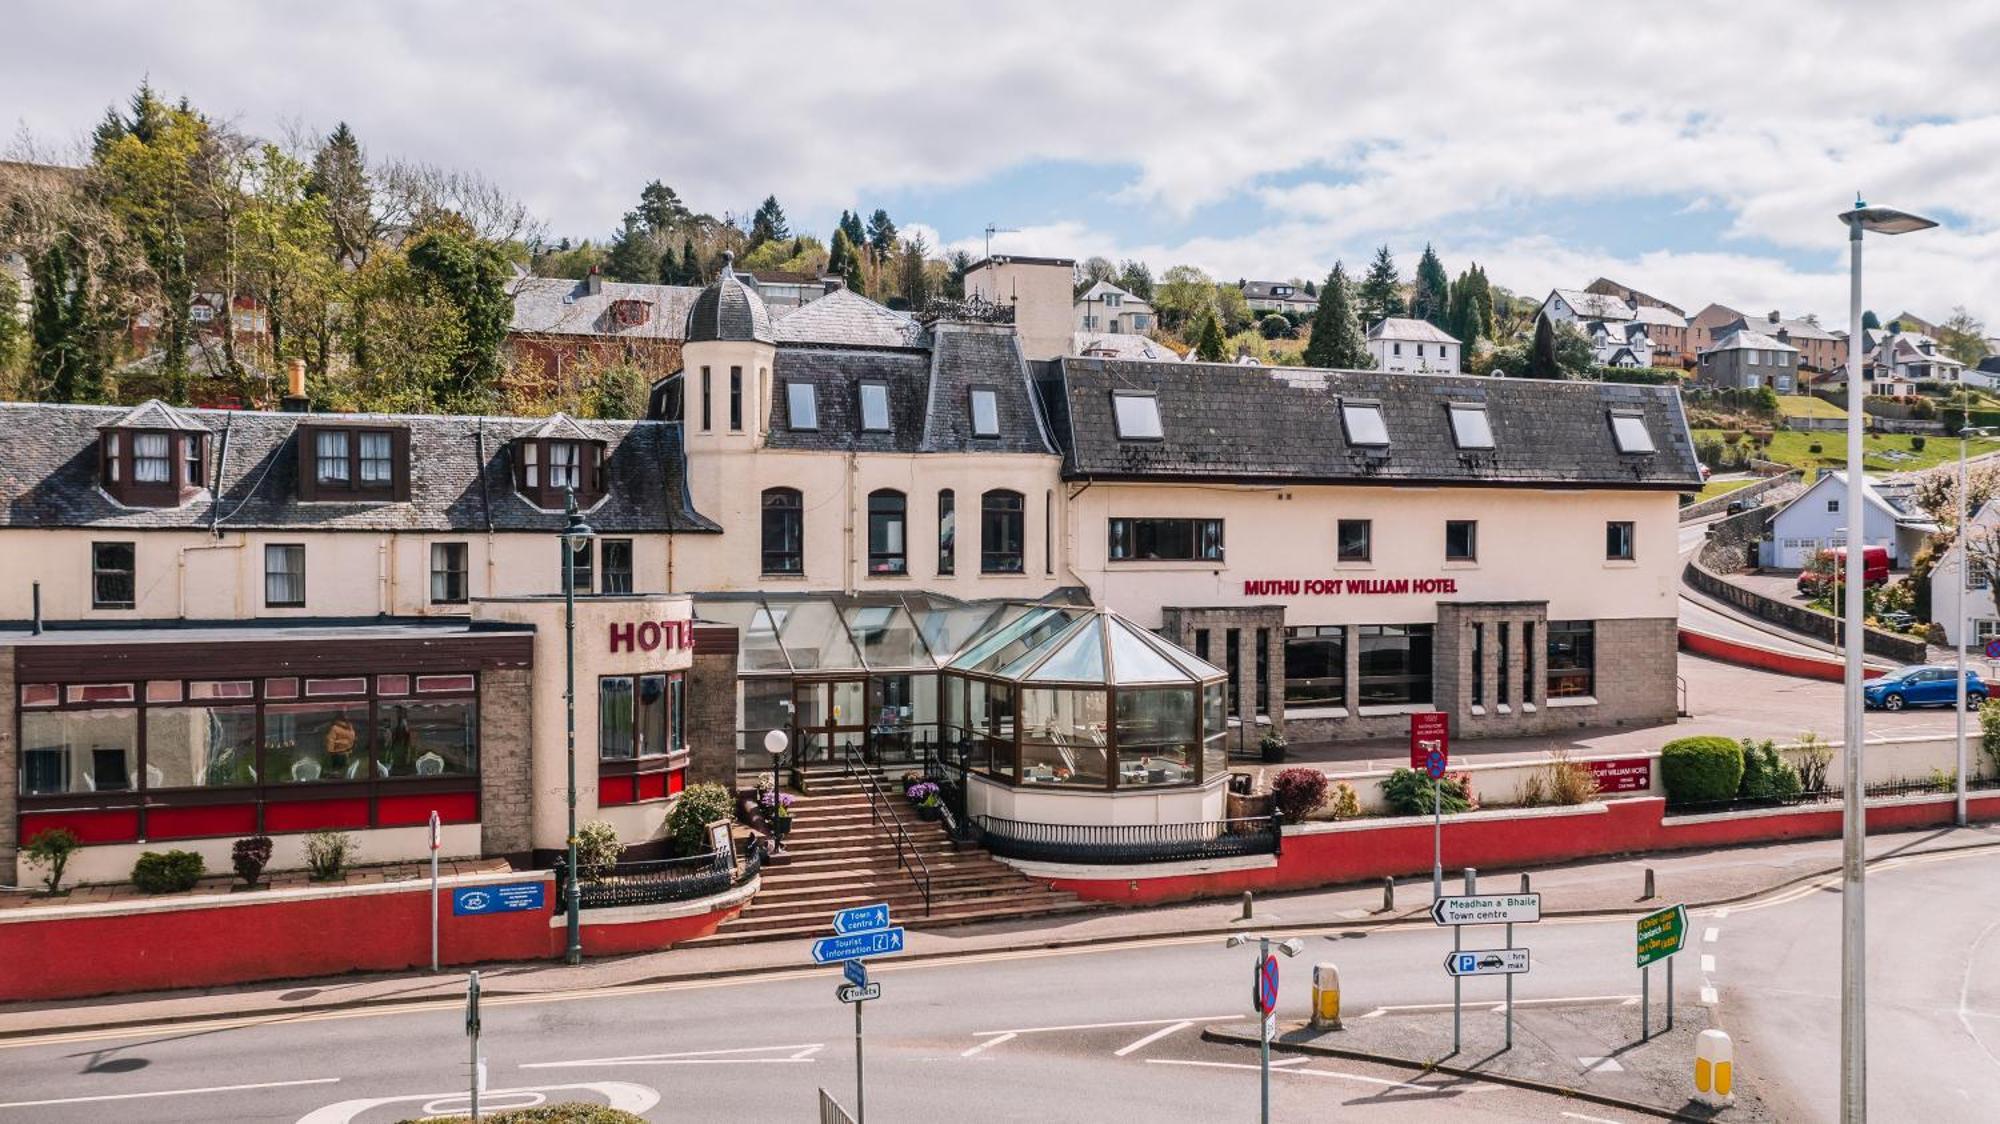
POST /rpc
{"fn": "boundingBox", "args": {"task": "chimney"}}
[282,357,310,413]
[587,266,603,296]
[1767,311,1781,324]
[823,276,846,294]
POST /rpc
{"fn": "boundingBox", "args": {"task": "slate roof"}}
[685,255,774,344]
[1241,281,1313,302]
[1731,312,1837,342]
[1039,360,1701,490]
[1074,280,1149,308]
[1548,288,1634,321]
[1368,317,1459,344]
[1074,332,1182,362]
[773,289,925,350]
[765,351,935,453]
[921,325,1056,454]
[1704,329,1797,355]
[0,403,717,533]
[1630,305,1687,329]
[507,276,701,340]
[102,399,210,431]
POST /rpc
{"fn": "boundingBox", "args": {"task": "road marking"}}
[1577,1055,1624,1073]
[1358,994,1638,1017]
[1957,918,2000,1071]
[0,1077,339,1110]
[960,1033,1015,1058]
[1562,1113,1623,1123]
[1114,1020,1193,1057]
[972,1015,1236,1036]
[521,1043,823,1068]
[1704,927,1720,942]
[1702,955,1717,973]
[1144,1058,1501,1093]
[1701,987,1719,1004]
[298,1082,657,1124]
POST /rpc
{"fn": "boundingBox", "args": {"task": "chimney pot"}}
[586,267,603,296]
[282,357,310,413]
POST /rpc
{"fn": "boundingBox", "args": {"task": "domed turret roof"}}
[685,252,774,344]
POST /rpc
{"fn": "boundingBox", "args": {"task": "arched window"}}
[761,488,803,575]
[981,489,1025,574]
[868,489,907,575]
[937,489,956,576]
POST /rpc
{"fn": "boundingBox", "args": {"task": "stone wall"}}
[1683,557,1929,663]
[478,667,533,863]
[0,647,15,878]
[1160,605,1285,750]
[686,625,741,789]
[1437,601,1550,737]
[1589,617,1682,725]
[1679,470,1802,523]
[1697,505,1775,572]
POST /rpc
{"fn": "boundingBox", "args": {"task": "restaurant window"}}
[937,490,955,576]
[859,381,891,432]
[599,673,681,760]
[762,487,804,574]
[1606,520,1635,561]
[1523,621,1536,703]
[1445,520,1477,562]
[265,544,305,607]
[1470,623,1484,707]
[19,708,138,795]
[92,541,136,609]
[1108,518,1224,562]
[145,703,257,788]
[601,539,634,594]
[969,388,1000,437]
[868,490,907,575]
[1194,629,1210,661]
[1255,627,1270,716]
[729,366,744,431]
[1337,519,1372,563]
[1357,624,1433,706]
[430,542,469,604]
[981,489,1024,574]
[565,536,594,594]
[1547,620,1595,698]
[1497,621,1512,706]
[1113,689,1197,788]
[1283,625,1346,707]
[265,703,371,783]
[378,698,479,776]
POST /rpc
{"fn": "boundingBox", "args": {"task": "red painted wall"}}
[1678,628,1886,682]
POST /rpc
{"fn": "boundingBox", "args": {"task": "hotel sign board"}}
[1587,757,1653,794]
[1242,577,1460,597]
[608,618,694,654]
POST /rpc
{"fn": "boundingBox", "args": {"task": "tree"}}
[1076,256,1117,296]
[1528,314,1561,378]
[405,220,512,409]
[0,268,25,391]
[636,180,689,232]
[945,249,974,299]
[680,237,701,284]
[1447,271,1475,348]
[1152,265,1215,335]
[1304,263,1369,369]
[1356,245,1405,327]
[1194,310,1228,361]
[1117,259,1154,301]
[656,242,680,285]
[1911,462,2000,533]
[1215,283,1253,335]
[306,123,374,266]
[1411,244,1450,328]
[897,232,935,309]
[839,210,866,249]
[1303,279,1316,298]
[864,209,898,264]
[1861,310,1882,332]
[828,228,864,282]
[749,195,789,249]
[603,213,660,282]
[1938,306,1991,367]
[30,240,94,402]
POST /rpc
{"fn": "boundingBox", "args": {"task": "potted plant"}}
[906,781,942,821]
[758,785,796,839]
[1260,731,1289,764]
[231,835,274,890]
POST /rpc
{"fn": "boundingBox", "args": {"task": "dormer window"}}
[513,420,607,509]
[298,424,409,501]
[97,401,211,508]
[610,298,651,327]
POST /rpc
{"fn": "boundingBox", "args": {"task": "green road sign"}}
[1636,904,1688,968]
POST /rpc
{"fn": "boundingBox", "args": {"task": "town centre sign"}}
[1242,577,1461,597]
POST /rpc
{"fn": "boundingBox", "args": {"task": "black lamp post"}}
[764,728,789,854]
[561,486,595,966]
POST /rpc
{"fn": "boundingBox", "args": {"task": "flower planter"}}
[915,804,942,823]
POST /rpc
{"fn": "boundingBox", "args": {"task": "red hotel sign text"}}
[1242,577,1459,597]
[609,619,694,654]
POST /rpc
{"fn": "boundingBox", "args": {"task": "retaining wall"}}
[1680,470,1802,523]
[1683,557,1927,663]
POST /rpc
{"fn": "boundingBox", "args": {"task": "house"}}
[1241,280,1318,317]
[1536,288,1637,326]
[1586,279,1690,360]
[1762,471,1918,569]
[1724,311,1846,376]
[506,270,704,397]
[1866,328,1965,387]
[1929,499,2000,648]
[1972,354,2000,392]
[1584,277,1685,317]
[1687,302,1749,355]
[1073,332,1183,362]
[1537,288,1682,367]
[1365,317,1462,374]
[1696,329,1800,392]
[1072,280,1157,336]
[1585,320,1656,368]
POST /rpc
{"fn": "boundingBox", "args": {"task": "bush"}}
[1809,442,1823,454]
[305,830,356,881]
[1737,738,1803,801]
[574,821,622,883]
[1381,768,1472,816]
[132,850,206,894]
[1258,313,1293,340]
[24,828,82,895]
[1787,731,1834,792]
[411,1104,648,1124]
[1270,767,1330,823]
[1982,700,2000,777]
[1912,435,1927,451]
[667,782,735,855]
[231,836,274,886]
[1543,750,1600,805]
[1327,781,1361,821]
[1660,736,1745,804]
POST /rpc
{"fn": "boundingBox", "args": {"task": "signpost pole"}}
[1641,964,1650,1041]
[1667,955,1675,1032]
[1259,936,1271,1124]
[1432,785,1442,902]
[854,996,865,1124]
[429,810,441,973]
[1504,918,1514,1050]
[1451,921,1462,1054]
[466,970,481,1123]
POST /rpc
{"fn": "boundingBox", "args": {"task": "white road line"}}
[1704,927,1720,942]
[1562,1112,1623,1123]
[972,1015,1237,1036]
[960,1033,1015,1058]
[1701,987,1719,1004]
[1143,1058,1500,1093]
[521,1043,822,1068]
[1360,994,1637,1015]
[1113,1020,1193,1057]
[0,1077,339,1110]
[1577,1056,1624,1073]
[1702,955,1717,973]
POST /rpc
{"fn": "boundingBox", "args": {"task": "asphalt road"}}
[5,847,1998,1122]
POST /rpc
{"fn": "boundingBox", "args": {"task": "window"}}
[549,441,581,489]
[359,432,393,484]
[1547,620,1595,698]
[1108,518,1224,561]
[1747,350,1760,366]
[1337,519,1372,562]
[787,381,819,430]
[1448,404,1494,449]
[1827,499,1840,513]
[1609,413,1656,454]
[599,673,681,760]
[1225,629,1241,715]
[1357,624,1433,706]
[1255,627,1270,716]
[134,432,172,483]
[937,490,955,575]
[700,367,712,431]
[92,542,136,609]
[265,544,305,607]
[430,542,469,604]
[565,536,593,593]
[1445,520,1477,562]
[762,488,804,574]
[1112,392,1163,440]
[378,698,478,777]
[1341,402,1389,447]
[1393,342,1403,357]
[868,490,907,574]
[1606,520,1635,561]
[1105,293,1122,308]
[1497,621,1512,706]
[860,382,891,432]
[1130,313,1149,329]
[20,708,138,795]
[601,539,634,594]
[981,489,1024,573]
[1045,491,1054,574]
[185,434,204,488]
[729,366,744,431]
[1471,623,1484,707]
[1284,625,1346,706]
[315,431,351,485]
[970,388,1000,437]
[521,441,538,488]
[1523,621,1536,702]
[103,432,119,483]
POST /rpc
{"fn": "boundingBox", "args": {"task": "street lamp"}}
[560,486,595,966]
[1956,422,1997,830]
[1836,196,1936,1124]
[764,728,789,854]
[1226,933,1304,1124]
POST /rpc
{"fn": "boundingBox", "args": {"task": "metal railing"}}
[560,838,765,910]
[845,742,933,916]
[971,813,1282,865]
[1663,775,2000,817]
[924,748,970,840]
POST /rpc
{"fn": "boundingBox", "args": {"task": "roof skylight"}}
[1448,403,1494,450]
[1609,412,1655,454]
[1112,392,1163,440]
[1341,401,1390,447]
[860,382,890,432]
[970,388,1000,437]
[787,381,818,431]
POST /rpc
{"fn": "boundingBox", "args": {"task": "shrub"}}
[418,1105,647,1124]
[1984,700,2000,778]
[1809,442,1823,454]
[305,830,356,882]
[1911,435,1927,451]
[1546,750,1600,805]
[1929,767,1958,794]
[1660,736,1745,804]
[1737,738,1802,801]
[23,828,81,895]
[1381,768,1472,816]
[1259,313,1293,340]
[1787,731,1834,792]
[1327,781,1361,821]
[132,850,206,894]
[231,836,274,886]
[667,782,735,855]
[574,821,622,883]
[1270,767,1330,823]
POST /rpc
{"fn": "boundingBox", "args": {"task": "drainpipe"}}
[378,539,391,617]
[31,582,42,635]
[844,450,859,594]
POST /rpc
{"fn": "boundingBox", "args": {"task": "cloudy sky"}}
[7,1,2000,330]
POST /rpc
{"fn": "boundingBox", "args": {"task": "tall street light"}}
[1837,196,1936,1124]
[1956,420,1996,829]
[561,486,595,966]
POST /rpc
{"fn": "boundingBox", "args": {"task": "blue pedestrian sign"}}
[844,959,870,988]
[1425,748,1447,780]
[834,903,891,936]
[452,882,547,916]
[811,927,906,964]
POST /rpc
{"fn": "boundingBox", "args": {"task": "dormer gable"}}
[513,413,608,510]
[96,400,211,508]
[609,297,652,328]
[295,419,411,501]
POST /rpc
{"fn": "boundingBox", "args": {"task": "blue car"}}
[1862,665,1988,711]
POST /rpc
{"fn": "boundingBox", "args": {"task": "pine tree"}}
[1528,315,1560,379]
[1411,244,1450,328]
[1471,264,1496,340]
[829,228,864,282]
[307,122,373,266]
[1305,263,1370,369]
[840,210,866,249]
[1303,279,1317,297]
[1356,246,1405,327]
[636,180,688,232]
[1194,310,1228,362]
[1861,310,1881,332]
[1447,271,1475,347]
[1117,259,1154,300]
[656,243,680,285]
[681,237,700,284]
[865,209,898,263]
[603,213,658,282]
[749,195,789,249]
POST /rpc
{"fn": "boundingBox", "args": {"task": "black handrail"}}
[924,746,970,840]
[845,742,932,916]
[972,814,1281,865]
[560,838,766,910]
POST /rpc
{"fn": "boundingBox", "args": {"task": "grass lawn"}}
[1693,428,2000,474]
[1776,394,1845,419]
[1696,477,1759,500]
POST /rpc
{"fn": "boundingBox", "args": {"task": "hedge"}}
[132,850,206,894]
[1660,737,1745,804]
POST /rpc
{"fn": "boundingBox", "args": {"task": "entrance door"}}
[794,679,867,764]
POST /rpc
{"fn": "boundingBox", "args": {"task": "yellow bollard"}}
[1311,963,1342,1031]
[1694,1028,1734,1106]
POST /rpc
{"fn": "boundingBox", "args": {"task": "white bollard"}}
[1693,1028,1734,1107]
[1311,963,1342,1031]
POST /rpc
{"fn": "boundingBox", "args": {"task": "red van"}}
[1797,546,1890,594]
